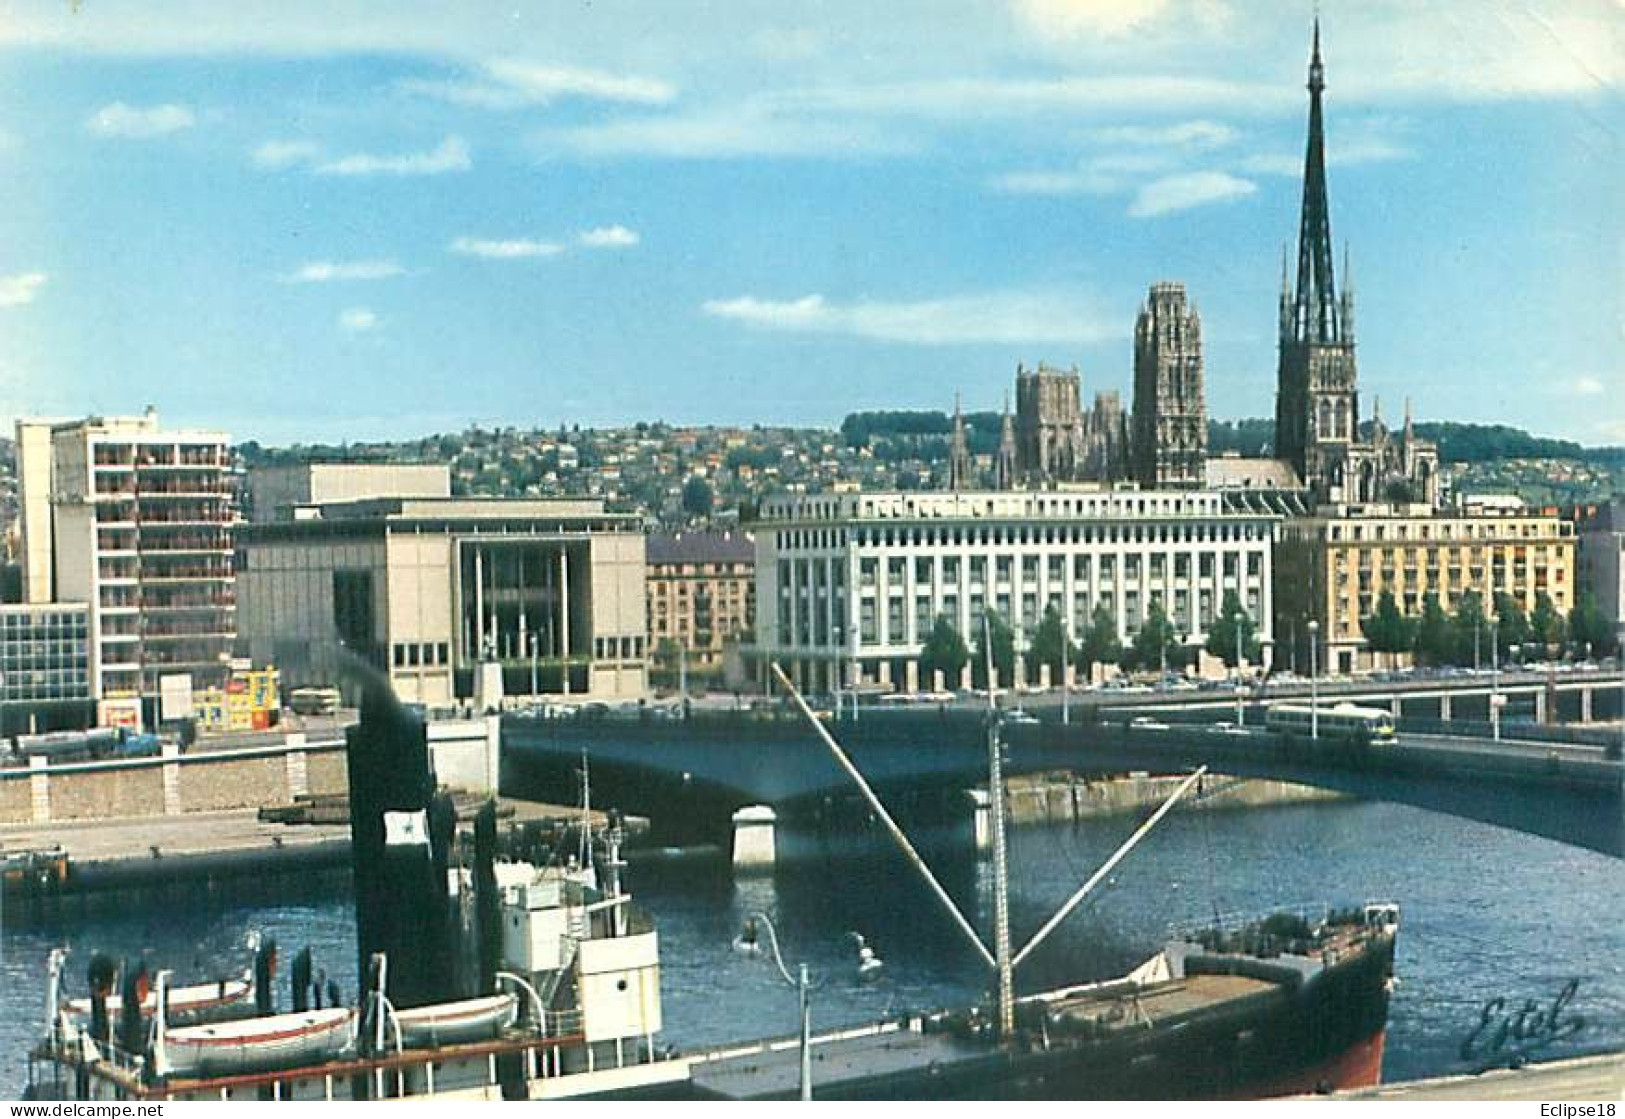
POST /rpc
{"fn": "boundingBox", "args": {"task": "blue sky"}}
[0,0,1619,445]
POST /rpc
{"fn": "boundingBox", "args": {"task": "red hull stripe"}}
[1241,1029,1387,1099]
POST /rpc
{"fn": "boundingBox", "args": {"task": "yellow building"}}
[1276,507,1576,674]
[646,532,755,683]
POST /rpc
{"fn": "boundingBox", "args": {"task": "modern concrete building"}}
[247,462,451,523]
[236,497,647,707]
[16,410,237,726]
[751,489,1277,693]
[1275,504,1577,674]
[1577,498,1625,641]
[0,602,94,734]
[646,531,755,680]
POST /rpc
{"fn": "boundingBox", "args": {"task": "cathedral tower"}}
[1132,281,1207,488]
[1274,20,1359,497]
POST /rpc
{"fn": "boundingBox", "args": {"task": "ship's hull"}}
[682,930,1395,1101]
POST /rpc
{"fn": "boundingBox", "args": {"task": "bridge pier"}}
[1439,694,1452,722]
[1390,696,1402,719]
[731,805,777,875]
[1580,686,1593,723]
[1536,689,1548,725]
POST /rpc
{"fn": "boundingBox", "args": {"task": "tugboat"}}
[27,668,1399,1101]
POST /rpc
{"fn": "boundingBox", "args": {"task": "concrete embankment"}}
[1003,772,1346,826]
[0,797,647,906]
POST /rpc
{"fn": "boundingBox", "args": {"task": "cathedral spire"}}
[996,392,1017,490]
[1292,17,1342,346]
[949,392,972,491]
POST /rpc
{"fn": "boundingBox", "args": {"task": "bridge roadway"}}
[501,711,1624,858]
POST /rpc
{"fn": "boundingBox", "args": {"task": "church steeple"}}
[949,393,972,491]
[995,393,1017,490]
[1290,17,1343,347]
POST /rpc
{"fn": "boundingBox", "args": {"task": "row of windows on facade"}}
[393,636,650,668]
[782,550,1265,592]
[778,586,1262,649]
[649,581,753,601]
[1321,520,1573,542]
[1332,545,1566,566]
[648,563,753,577]
[0,617,89,637]
[1335,569,1565,591]
[0,649,89,669]
[768,494,1224,523]
[0,672,91,698]
[777,518,1267,553]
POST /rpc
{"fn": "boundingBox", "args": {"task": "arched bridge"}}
[501,711,1623,858]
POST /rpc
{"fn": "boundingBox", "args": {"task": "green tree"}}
[1492,593,1531,659]
[650,638,683,690]
[681,474,714,518]
[1078,603,1124,676]
[1205,590,1262,668]
[1413,593,1454,667]
[1130,600,1181,674]
[917,615,970,687]
[1568,591,1615,656]
[971,612,1016,689]
[1450,591,1489,667]
[1026,605,1074,684]
[1529,592,1567,651]
[1361,591,1415,669]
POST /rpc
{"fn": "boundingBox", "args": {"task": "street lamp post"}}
[1307,619,1321,740]
[1061,616,1071,727]
[1234,622,1245,726]
[1490,620,1501,741]
[734,913,815,1101]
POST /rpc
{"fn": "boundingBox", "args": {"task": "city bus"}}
[1265,702,1396,744]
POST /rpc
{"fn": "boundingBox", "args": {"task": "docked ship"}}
[27,676,1399,1101]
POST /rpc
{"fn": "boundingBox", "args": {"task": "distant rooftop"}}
[646,531,755,566]
[1205,455,1305,491]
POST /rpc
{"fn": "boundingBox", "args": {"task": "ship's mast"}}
[769,661,1204,1049]
[986,686,1016,1038]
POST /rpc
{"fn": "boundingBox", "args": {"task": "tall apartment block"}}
[17,409,237,726]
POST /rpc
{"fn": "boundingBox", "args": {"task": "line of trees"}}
[915,591,1266,686]
[1361,589,1616,667]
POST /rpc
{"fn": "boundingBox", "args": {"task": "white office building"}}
[751,489,1278,694]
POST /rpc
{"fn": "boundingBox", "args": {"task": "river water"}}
[2,798,1619,1097]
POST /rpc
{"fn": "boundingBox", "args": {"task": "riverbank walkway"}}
[1331,1051,1622,1100]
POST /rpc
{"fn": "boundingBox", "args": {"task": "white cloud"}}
[1128,170,1256,217]
[315,135,470,177]
[779,74,1284,119]
[578,225,639,248]
[0,272,47,307]
[402,59,674,109]
[991,167,1120,196]
[539,104,906,160]
[281,260,405,283]
[1013,0,1234,40]
[448,237,563,259]
[1092,120,1236,148]
[338,307,378,332]
[701,289,1123,346]
[252,139,321,168]
[85,102,194,139]
[1570,375,1607,396]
